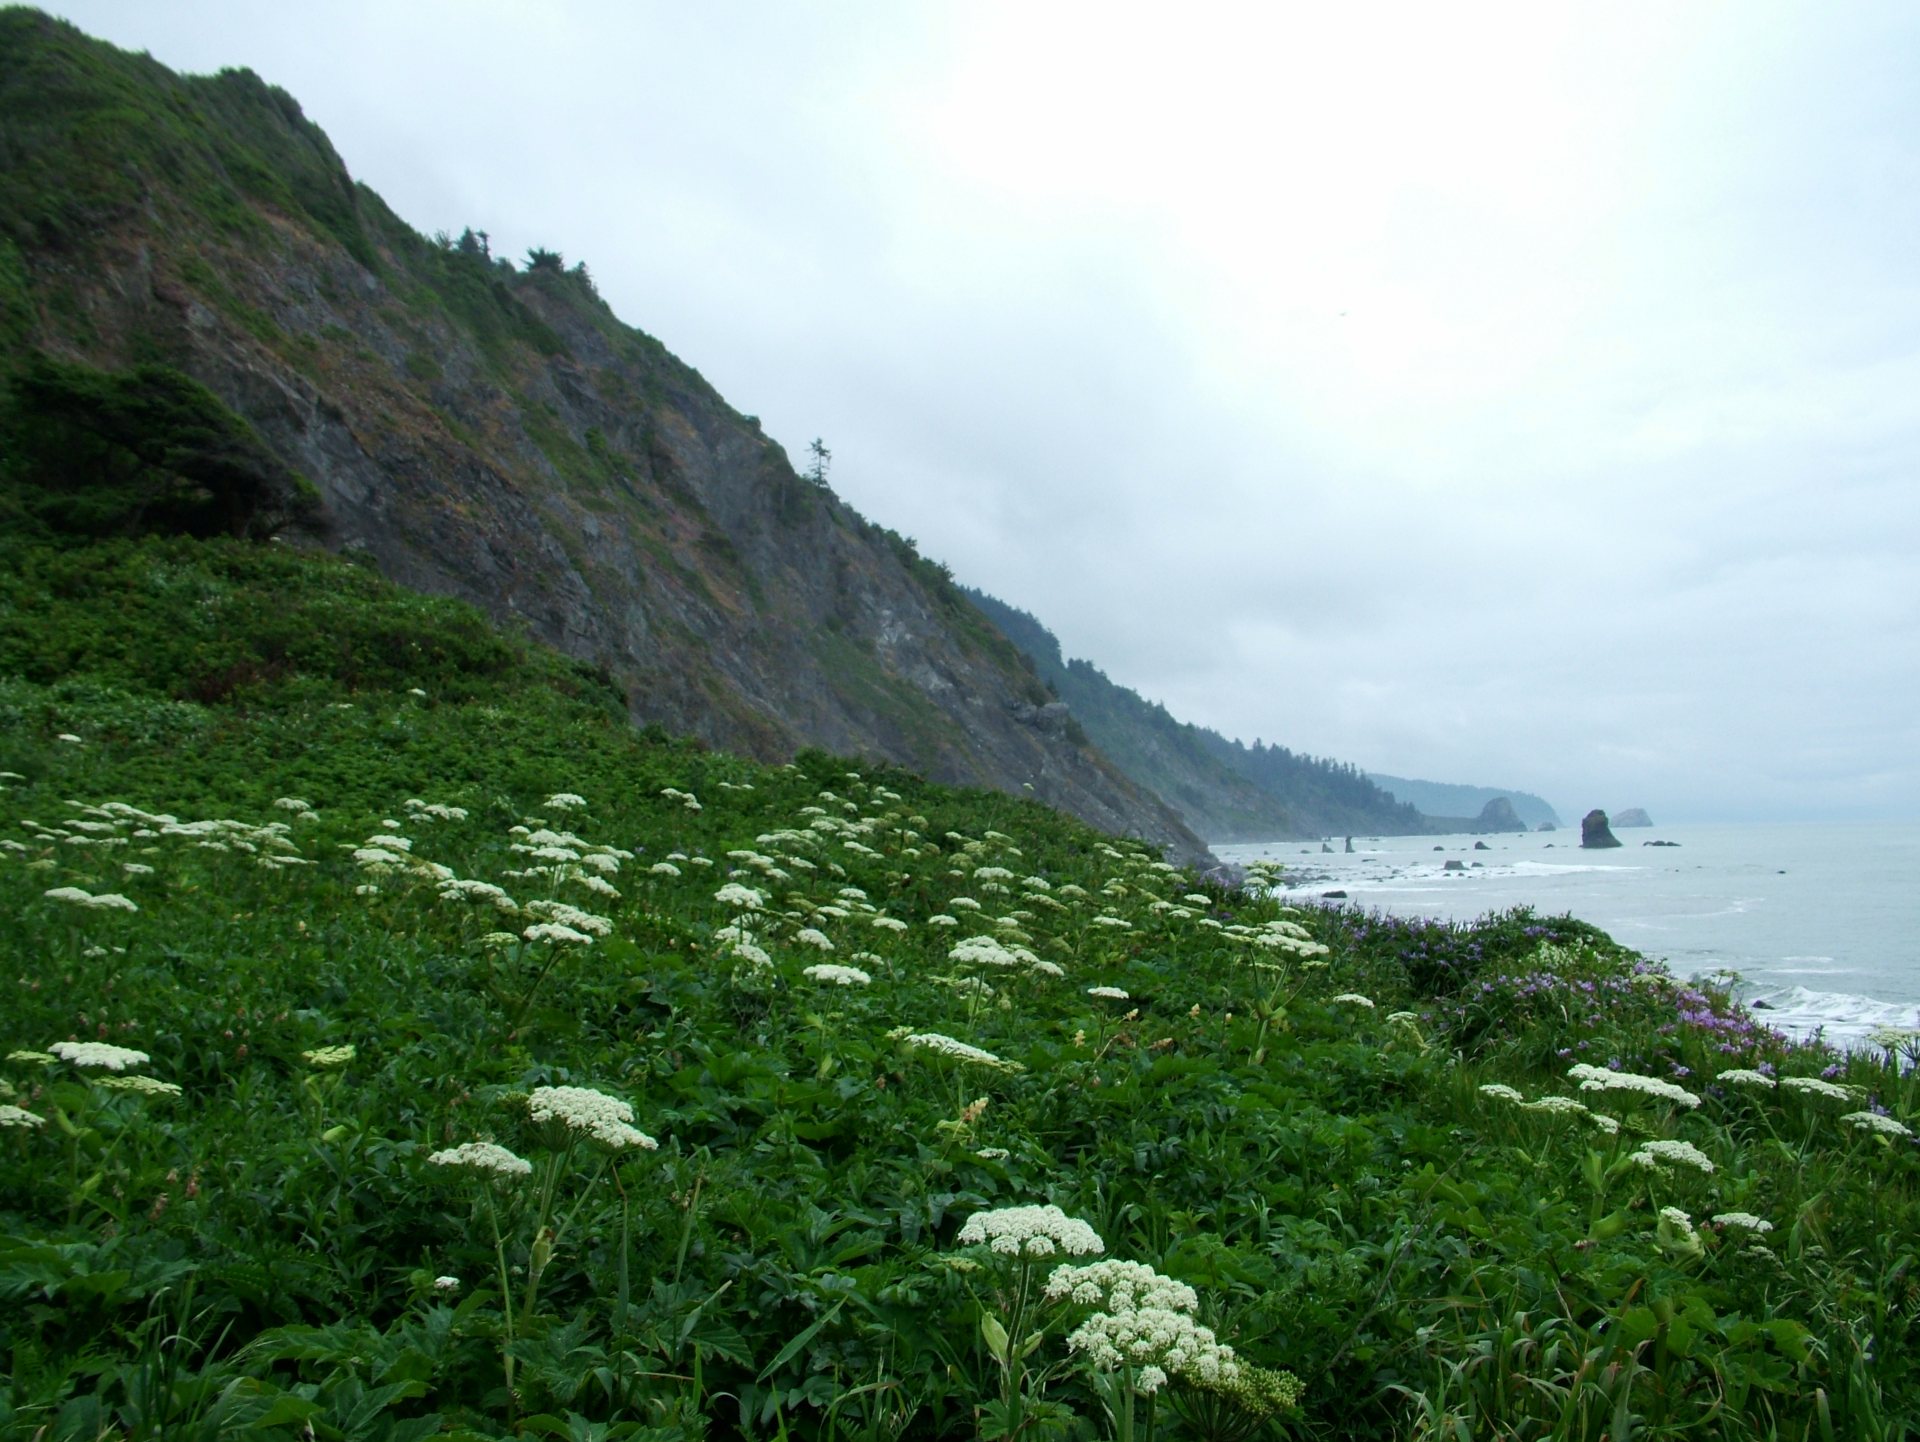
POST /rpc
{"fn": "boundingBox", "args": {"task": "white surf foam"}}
[1742,983,1920,1050]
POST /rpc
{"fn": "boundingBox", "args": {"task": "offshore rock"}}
[1613,808,1653,827]
[1581,810,1624,849]
[1475,797,1528,833]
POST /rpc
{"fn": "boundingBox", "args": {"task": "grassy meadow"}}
[2,536,1916,1441]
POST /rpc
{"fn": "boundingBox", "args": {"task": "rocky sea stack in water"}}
[1581,809,1624,849]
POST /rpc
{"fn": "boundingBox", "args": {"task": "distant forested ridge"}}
[967,589,1439,841]
[1366,773,1562,830]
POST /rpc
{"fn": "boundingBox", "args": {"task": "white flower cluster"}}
[1629,1138,1716,1173]
[1519,1096,1589,1117]
[1478,1083,1525,1103]
[43,886,139,912]
[50,1041,151,1071]
[1330,993,1375,1009]
[523,900,613,937]
[1567,1063,1701,1109]
[1043,1259,1198,1314]
[904,1032,1021,1071]
[1087,986,1130,1000]
[523,922,594,946]
[714,882,766,910]
[1841,1110,1912,1138]
[528,1085,658,1150]
[1067,1307,1239,1390]
[957,1204,1105,1259]
[1711,1212,1774,1232]
[0,1104,48,1128]
[1780,1076,1854,1102]
[950,936,1020,968]
[545,793,588,810]
[302,1045,357,1068]
[804,963,872,986]
[95,1075,182,1096]
[796,927,835,951]
[1717,1069,1776,1089]
[428,1141,533,1177]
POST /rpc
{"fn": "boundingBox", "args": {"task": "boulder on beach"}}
[1473,841,1491,851]
[1443,859,1467,871]
[1581,809,1623,849]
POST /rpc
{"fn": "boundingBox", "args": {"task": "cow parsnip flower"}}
[0,1104,45,1128]
[1717,1069,1776,1089]
[804,963,871,986]
[1711,1212,1774,1232]
[1330,993,1375,1009]
[1568,1063,1700,1109]
[303,1045,357,1068]
[958,1204,1105,1259]
[1630,1138,1715,1173]
[1780,1076,1854,1102]
[1067,1306,1238,1386]
[94,1075,182,1096]
[1841,1110,1912,1138]
[50,1041,150,1072]
[428,1141,533,1177]
[528,1085,658,1150]
[523,922,593,946]
[904,1032,1021,1070]
[1044,1259,1197,1314]
[1478,1083,1524,1103]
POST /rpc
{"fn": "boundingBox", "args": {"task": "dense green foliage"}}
[3,535,1916,1442]
[0,8,372,265]
[0,356,322,540]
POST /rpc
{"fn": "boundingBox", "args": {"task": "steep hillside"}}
[967,590,1437,840]
[0,9,1205,861]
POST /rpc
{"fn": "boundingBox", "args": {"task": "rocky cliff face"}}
[0,12,1207,861]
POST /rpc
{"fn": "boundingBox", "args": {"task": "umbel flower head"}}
[528,1085,658,1150]
[1567,1062,1701,1109]
[428,1141,533,1178]
[1066,1306,1239,1389]
[803,963,871,986]
[50,1041,151,1072]
[957,1203,1105,1259]
[1044,1259,1198,1314]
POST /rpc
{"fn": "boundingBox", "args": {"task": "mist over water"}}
[1216,820,1920,1050]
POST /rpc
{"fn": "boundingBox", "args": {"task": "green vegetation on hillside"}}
[3,533,1915,1441]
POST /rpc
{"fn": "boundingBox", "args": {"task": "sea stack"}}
[1581,809,1623,849]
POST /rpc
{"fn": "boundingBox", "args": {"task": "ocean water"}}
[1214,821,1920,1050]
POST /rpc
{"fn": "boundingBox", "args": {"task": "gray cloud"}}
[51,0,1920,821]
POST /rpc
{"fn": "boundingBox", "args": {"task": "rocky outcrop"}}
[1581,810,1624,849]
[0,14,1211,862]
[1474,797,1527,833]
[1613,808,1653,827]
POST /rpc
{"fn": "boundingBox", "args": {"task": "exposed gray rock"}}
[1581,810,1624,849]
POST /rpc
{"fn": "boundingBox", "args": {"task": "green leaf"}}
[754,1298,845,1384]
[980,1313,1010,1366]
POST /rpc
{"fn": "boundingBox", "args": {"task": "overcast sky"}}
[50,2,1920,823]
